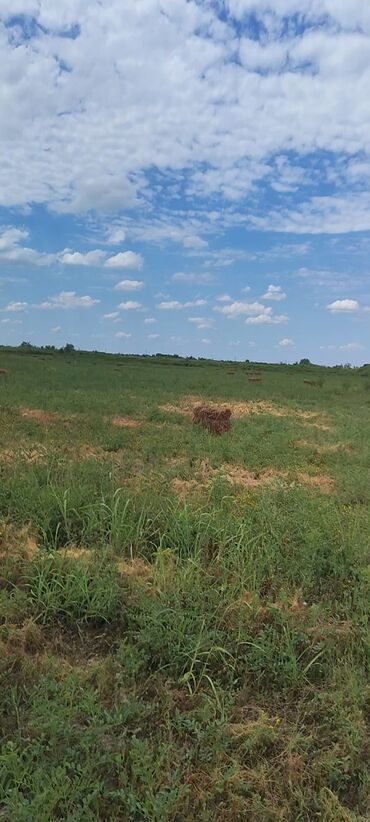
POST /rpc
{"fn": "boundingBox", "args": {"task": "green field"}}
[0,349,369,820]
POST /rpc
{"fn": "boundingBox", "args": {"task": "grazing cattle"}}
[304,379,316,386]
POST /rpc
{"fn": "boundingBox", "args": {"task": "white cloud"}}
[215,301,269,317]
[0,0,369,238]
[321,342,366,351]
[115,331,131,339]
[246,314,288,325]
[327,299,360,312]
[147,333,160,339]
[0,226,53,266]
[188,316,214,329]
[103,311,120,319]
[117,301,141,310]
[201,338,211,344]
[105,252,143,270]
[51,325,62,333]
[171,271,213,285]
[216,294,232,302]
[106,227,126,245]
[279,337,294,346]
[2,301,28,312]
[158,299,207,310]
[144,317,157,324]
[262,285,287,302]
[114,279,144,291]
[59,249,105,266]
[241,286,251,293]
[38,292,100,310]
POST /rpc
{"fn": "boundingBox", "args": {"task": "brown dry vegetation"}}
[170,459,334,497]
[192,404,232,434]
[111,416,139,428]
[20,407,72,425]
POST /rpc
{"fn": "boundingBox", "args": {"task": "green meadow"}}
[0,348,369,820]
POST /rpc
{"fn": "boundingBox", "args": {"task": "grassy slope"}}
[0,351,369,821]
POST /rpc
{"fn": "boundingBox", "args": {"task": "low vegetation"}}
[0,350,369,820]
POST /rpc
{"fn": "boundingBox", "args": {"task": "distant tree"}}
[20,341,32,349]
[299,358,311,365]
[63,343,75,353]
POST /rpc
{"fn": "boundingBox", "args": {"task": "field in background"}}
[0,349,369,821]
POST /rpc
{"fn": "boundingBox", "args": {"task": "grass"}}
[0,349,369,820]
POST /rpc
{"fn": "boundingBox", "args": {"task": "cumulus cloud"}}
[103,311,120,319]
[2,300,28,312]
[201,338,211,344]
[38,292,100,309]
[59,249,105,266]
[144,317,157,324]
[0,227,53,266]
[158,299,207,309]
[262,285,287,301]
[188,316,214,329]
[279,337,294,346]
[216,294,232,302]
[114,279,144,291]
[117,301,142,310]
[327,299,360,312]
[147,333,160,339]
[215,301,268,317]
[115,331,131,339]
[105,252,143,270]
[246,314,288,325]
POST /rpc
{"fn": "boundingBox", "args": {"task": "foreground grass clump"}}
[0,350,369,820]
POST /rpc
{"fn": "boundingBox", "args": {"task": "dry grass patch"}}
[295,439,353,454]
[20,407,72,426]
[111,416,139,428]
[171,477,200,499]
[159,395,332,427]
[297,472,334,494]
[0,443,48,465]
[60,546,93,562]
[219,464,283,489]
[170,459,334,498]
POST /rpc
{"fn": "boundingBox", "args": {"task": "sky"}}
[0,0,370,365]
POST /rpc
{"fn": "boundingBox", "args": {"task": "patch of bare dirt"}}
[111,416,139,428]
[20,407,72,425]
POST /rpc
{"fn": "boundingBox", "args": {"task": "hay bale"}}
[193,405,231,435]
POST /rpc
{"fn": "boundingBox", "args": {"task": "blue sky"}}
[0,1,369,364]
